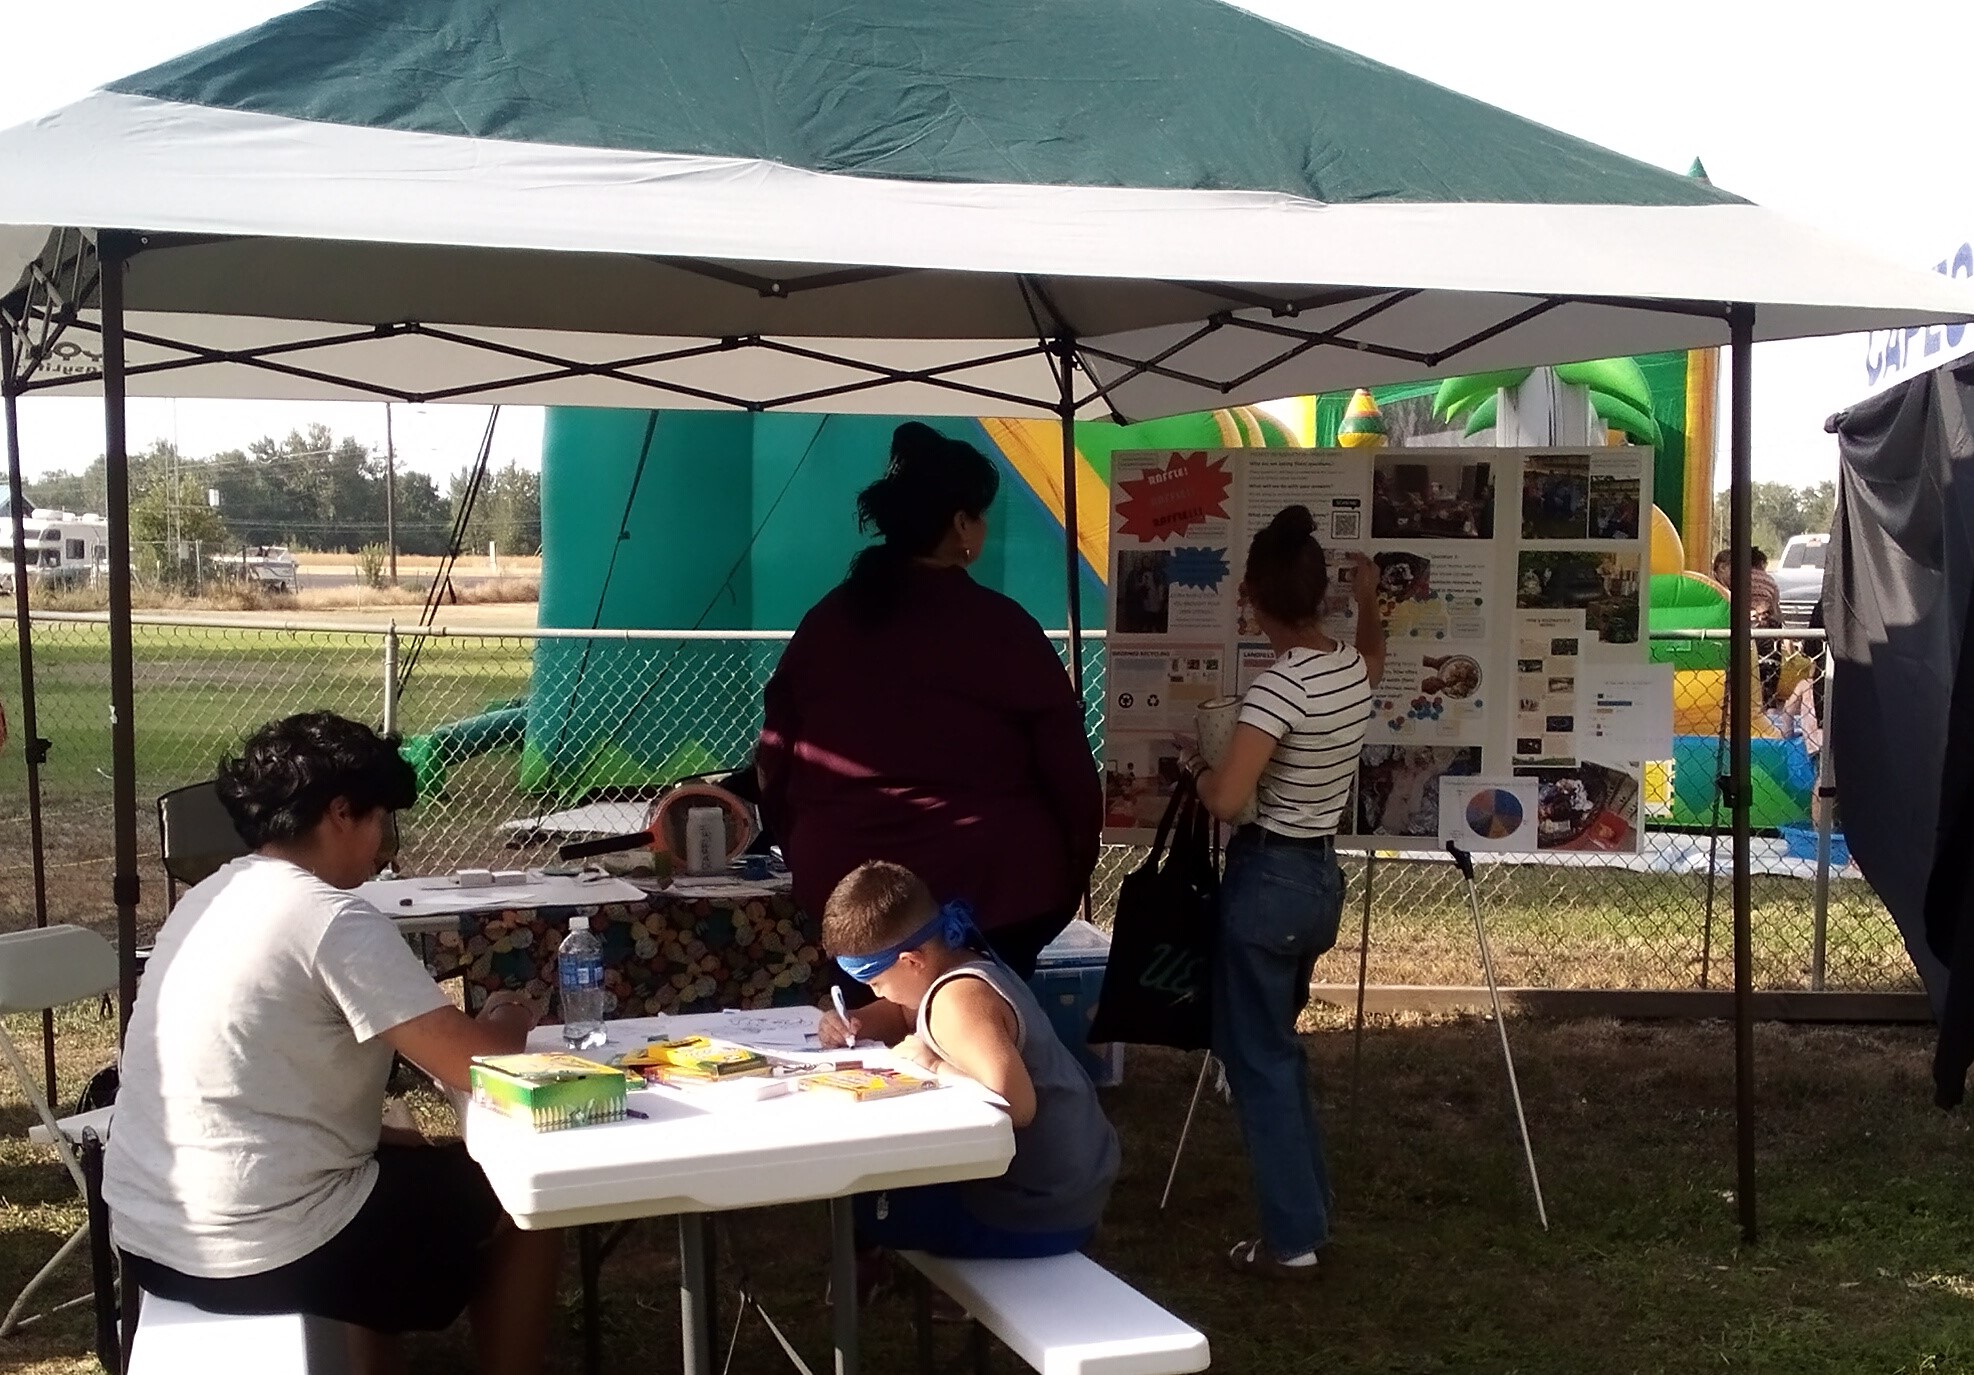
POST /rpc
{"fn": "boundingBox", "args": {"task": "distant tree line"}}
[23,424,541,558]
[1709,480,1837,561]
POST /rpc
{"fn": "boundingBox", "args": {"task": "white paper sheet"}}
[1438,777,1542,852]
[357,872,647,916]
[1582,663,1676,761]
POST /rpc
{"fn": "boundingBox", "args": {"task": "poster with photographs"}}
[1512,761,1642,852]
[1109,450,1237,641]
[1516,550,1642,648]
[1513,610,1584,766]
[1356,745,1483,838]
[1103,447,1651,850]
[1588,453,1645,540]
[1372,456,1496,539]
[1520,454,1591,539]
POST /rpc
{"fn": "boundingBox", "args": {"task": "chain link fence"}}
[0,614,1911,992]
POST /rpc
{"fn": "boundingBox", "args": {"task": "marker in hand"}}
[829,985,856,1049]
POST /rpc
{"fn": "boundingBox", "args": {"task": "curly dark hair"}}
[216,712,417,848]
[1243,504,1330,626]
[821,861,939,957]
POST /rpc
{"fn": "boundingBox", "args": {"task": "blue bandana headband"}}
[835,901,977,983]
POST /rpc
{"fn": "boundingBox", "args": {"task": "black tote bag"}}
[1088,776,1219,1051]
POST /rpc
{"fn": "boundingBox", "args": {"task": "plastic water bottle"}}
[557,915,606,1050]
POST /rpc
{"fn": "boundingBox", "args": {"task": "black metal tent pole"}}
[2,318,60,1107]
[98,231,141,1034]
[1727,302,1758,1245]
[1053,336,1085,699]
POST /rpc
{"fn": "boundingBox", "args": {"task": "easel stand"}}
[1445,841,1549,1230]
[1160,1053,1214,1211]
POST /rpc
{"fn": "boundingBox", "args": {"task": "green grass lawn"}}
[0,627,1946,1369]
[5,1006,1973,1374]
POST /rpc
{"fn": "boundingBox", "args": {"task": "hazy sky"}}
[2,0,1969,489]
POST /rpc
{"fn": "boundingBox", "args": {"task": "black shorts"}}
[121,1142,505,1335]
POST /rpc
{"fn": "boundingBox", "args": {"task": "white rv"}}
[1,509,110,596]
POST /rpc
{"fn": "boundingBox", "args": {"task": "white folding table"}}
[463,1012,1014,1375]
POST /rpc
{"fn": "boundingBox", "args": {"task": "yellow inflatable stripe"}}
[978,417,1110,579]
[1681,348,1719,572]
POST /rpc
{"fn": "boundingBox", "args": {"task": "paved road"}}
[293,568,518,592]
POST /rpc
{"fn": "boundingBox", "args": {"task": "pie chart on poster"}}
[1463,788,1526,841]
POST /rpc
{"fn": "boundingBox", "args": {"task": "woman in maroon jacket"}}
[758,423,1102,1023]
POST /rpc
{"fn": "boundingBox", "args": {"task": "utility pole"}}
[383,403,399,584]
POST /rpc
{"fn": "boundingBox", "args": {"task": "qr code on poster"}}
[1331,510,1362,541]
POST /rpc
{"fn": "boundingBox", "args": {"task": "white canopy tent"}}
[5,0,1973,1267]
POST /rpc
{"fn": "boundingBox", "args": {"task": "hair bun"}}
[890,421,944,471]
[1266,505,1316,542]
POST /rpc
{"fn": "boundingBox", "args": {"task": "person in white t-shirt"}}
[106,712,562,1375]
[1184,505,1383,1281]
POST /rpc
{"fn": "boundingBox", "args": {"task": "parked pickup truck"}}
[1773,532,1828,627]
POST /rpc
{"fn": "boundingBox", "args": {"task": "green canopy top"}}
[114,0,1743,208]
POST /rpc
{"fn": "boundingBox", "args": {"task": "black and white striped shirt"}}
[1238,646,1373,838]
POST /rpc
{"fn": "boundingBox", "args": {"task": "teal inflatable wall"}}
[523,410,1107,796]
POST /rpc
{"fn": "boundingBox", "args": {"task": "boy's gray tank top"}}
[918,958,1120,1232]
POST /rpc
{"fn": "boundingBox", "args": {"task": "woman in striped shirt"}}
[1187,505,1384,1280]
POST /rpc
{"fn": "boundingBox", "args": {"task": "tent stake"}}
[1728,302,1758,1245]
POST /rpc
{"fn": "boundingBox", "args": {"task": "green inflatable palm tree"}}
[1432,357,1663,447]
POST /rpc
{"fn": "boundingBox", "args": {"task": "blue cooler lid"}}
[1033,919,1111,971]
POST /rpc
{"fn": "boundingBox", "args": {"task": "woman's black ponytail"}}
[1243,504,1331,626]
[845,422,1000,621]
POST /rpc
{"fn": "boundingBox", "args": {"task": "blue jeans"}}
[1212,825,1344,1258]
[853,1184,1093,1260]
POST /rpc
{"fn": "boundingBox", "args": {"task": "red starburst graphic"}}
[1114,452,1233,544]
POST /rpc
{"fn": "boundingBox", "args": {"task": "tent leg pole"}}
[99,232,142,1037]
[1054,336,1084,700]
[1728,302,1758,1246]
[1053,338,1095,922]
[1809,655,1837,990]
[1699,685,1730,990]
[3,324,58,1107]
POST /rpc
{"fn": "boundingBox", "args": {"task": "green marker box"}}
[469,1053,629,1132]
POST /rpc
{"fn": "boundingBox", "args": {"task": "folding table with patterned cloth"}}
[368,874,822,1016]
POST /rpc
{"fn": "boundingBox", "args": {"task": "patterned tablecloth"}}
[423,884,820,1017]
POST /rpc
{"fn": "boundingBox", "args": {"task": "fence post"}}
[382,622,400,738]
[1810,647,1836,991]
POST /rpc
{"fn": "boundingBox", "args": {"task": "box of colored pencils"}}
[795,1067,938,1102]
[470,1053,629,1131]
[619,1035,770,1082]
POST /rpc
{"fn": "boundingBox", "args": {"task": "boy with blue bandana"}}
[821,861,1119,1259]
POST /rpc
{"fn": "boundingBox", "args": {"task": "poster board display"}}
[1101,447,1652,853]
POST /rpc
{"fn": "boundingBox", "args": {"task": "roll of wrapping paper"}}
[1195,696,1259,827]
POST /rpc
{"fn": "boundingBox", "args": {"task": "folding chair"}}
[0,925,120,1338]
[156,781,250,906]
[157,784,400,893]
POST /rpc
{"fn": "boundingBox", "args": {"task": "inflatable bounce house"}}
[1315,350,1817,831]
[403,404,1301,804]
[403,342,1817,833]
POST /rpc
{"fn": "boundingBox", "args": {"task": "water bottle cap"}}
[568,915,588,934]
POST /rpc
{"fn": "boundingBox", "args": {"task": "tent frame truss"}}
[0,227,1765,1246]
